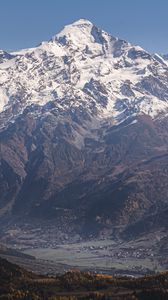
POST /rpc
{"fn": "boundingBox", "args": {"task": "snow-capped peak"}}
[52,18,99,49]
[52,18,93,40]
[0,19,168,127]
[68,18,93,26]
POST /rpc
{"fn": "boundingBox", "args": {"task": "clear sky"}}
[1,0,168,54]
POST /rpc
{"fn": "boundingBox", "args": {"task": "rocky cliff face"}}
[1,19,168,239]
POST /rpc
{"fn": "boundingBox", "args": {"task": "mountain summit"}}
[52,18,112,49]
[1,20,168,245]
[0,19,168,124]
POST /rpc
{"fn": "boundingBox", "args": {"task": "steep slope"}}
[1,19,168,126]
[0,19,168,241]
[161,54,168,61]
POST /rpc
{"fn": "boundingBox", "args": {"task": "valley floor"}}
[1,218,168,276]
[2,235,167,277]
[22,239,156,276]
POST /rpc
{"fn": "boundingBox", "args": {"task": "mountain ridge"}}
[0,19,168,246]
[0,19,168,127]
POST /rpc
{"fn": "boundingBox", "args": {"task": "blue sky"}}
[1,0,168,53]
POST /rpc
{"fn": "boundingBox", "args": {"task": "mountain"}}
[1,19,168,125]
[1,19,168,244]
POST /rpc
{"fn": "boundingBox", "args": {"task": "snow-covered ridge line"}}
[0,18,168,126]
